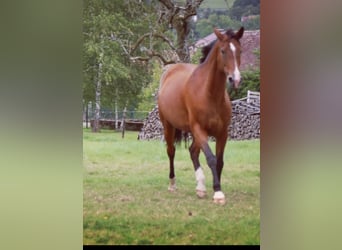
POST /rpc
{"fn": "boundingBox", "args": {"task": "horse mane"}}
[199,29,237,64]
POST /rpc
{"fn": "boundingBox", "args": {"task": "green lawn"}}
[83,129,259,245]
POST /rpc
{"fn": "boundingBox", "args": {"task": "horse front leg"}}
[192,125,225,204]
[215,133,228,183]
[201,143,225,204]
[189,139,206,198]
[209,133,228,205]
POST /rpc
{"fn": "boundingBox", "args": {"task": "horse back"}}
[160,63,197,88]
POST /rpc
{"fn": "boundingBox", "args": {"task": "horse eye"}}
[220,49,225,55]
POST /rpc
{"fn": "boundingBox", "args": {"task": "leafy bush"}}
[229,67,260,100]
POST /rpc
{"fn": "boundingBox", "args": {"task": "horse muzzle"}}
[228,76,241,89]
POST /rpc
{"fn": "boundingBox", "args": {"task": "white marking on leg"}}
[213,191,226,205]
[195,167,206,191]
[195,167,206,198]
[229,42,241,83]
[168,177,177,192]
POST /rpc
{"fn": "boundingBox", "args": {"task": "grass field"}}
[200,0,235,9]
[83,129,259,245]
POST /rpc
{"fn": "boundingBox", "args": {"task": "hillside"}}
[200,0,235,9]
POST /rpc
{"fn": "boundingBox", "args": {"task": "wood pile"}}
[138,91,260,141]
[228,113,260,140]
[229,91,260,140]
[138,107,164,141]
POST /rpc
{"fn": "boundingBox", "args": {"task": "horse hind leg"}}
[167,143,177,192]
[163,123,177,192]
[189,139,206,198]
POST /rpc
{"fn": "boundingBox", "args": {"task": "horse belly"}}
[158,84,190,131]
[159,103,190,131]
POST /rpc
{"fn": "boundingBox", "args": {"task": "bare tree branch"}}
[113,31,177,65]
[116,0,204,65]
[149,51,176,65]
[156,0,204,62]
[184,0,204,20]
[130,33,150,54]
[158,0,174,10]
[130,32,176,54]
[153,33,176,50]
[130,52,176,65]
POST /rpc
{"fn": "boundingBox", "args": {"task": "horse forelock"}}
[225,29,235,39]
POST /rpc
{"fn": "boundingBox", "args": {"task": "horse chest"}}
[208,111,228,129]
[190,104,229,132]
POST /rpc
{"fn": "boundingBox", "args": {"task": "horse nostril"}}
[228,76,234,83]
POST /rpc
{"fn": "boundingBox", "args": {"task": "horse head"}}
[213,27,244,89]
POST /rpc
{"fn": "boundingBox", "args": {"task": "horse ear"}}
[214,28,224,41]
[234,27,244,40]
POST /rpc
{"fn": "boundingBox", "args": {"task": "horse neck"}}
[201,45,227,100]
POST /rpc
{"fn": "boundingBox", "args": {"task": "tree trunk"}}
[115,88,119,130]
[121,105,127,138]
[92,63,102,133]
[85,102,89,129]
[174,16,191,63]
[159,0,202,63]
[175,29,190,62]
[120,0,202,65]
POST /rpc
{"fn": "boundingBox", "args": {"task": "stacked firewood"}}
[228,113,260,140]
[231,100,260,114]
[138,93,260,141]
[229,93,260,140]
[138,107,164,141]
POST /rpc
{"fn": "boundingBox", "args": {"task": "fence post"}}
[121,106,127,138]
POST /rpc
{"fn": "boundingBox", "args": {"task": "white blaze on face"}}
[229,42,241,83]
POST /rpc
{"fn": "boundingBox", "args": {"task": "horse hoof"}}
[196,190,207,198]
[213,191,226,205]
[213,198,226,205]
[168,178,177,192]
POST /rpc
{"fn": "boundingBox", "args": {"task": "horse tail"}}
[174,129,190,148]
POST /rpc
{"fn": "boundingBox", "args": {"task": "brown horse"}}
[157,27,244,204]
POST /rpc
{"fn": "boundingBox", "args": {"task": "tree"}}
[195,13,240,38]
[243,15,260,30]
[83,0,121,132]
[229,0,260,21]
[116,0,204,64]
[158,0,204,62]
[108,0,206,123]
[136,61,162,112]
[83,0,153,132]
